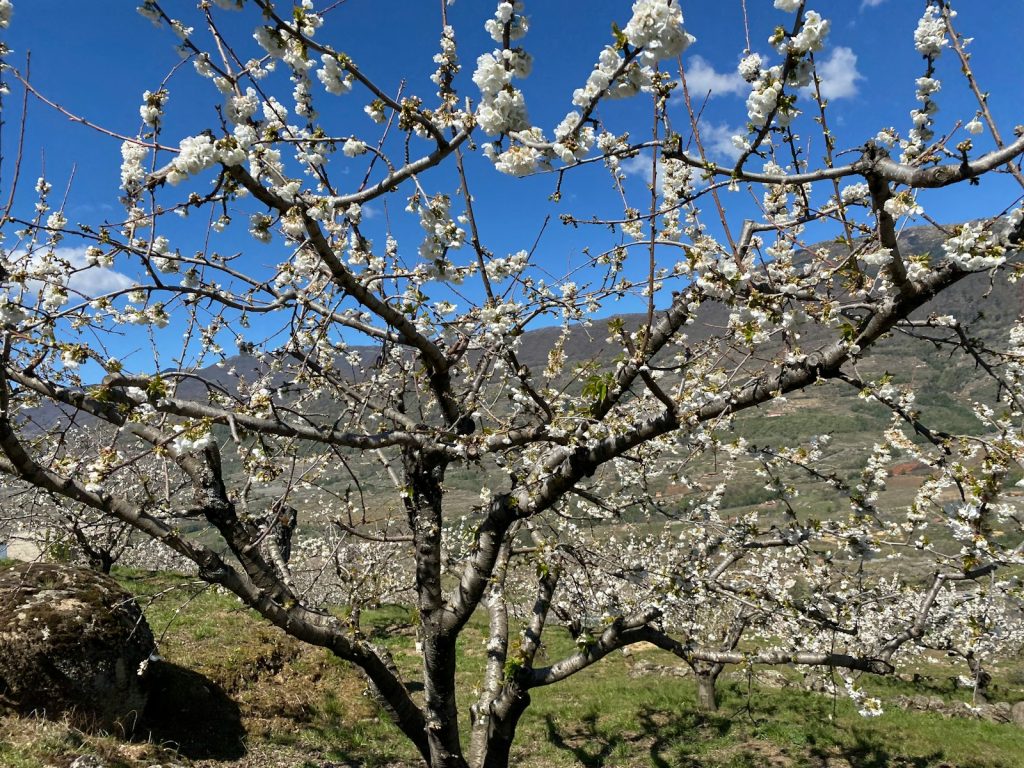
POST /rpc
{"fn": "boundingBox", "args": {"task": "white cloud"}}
[619,153,679,196]
[861,0,887,7]
[619,153,655,184]
[19,247,135,301]
[620,125,743,182]
[700,123,745,163]
[70,269,135,297]
[682,48,863,105]
[64,248,136,297]
[682,55,747,99]
[815,46,864,100]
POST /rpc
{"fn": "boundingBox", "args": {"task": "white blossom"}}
[915,76,941,100]
[317,53,353,95]
[738,52,762,82]
[472,52,512,98]
[883,192,922,218]
[914,5,947,56]
[485,1,528,43]
[746,67,786,127]
[253,26,286,58]
[45,211,66,231]
[783,10,829,55]
[342,138,368,157]
[840,183,870,205]
[170,429,216,456]
[861,248,892,267]
[214,137,246,167]
[226,89,260,123]
[573,46,649,107]
[552,111,596,163]
[139,89,168,127]
[623,0,694,62]
[490,144,540,176]
[0,296,25,326]
[476,88,530,135]
[942,222,1007,271]
[120,141,149,191]
[167,134,216,184]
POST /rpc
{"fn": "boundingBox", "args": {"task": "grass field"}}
[2,568,1024,768]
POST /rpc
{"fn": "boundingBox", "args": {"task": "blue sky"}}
[1,1,1022,373]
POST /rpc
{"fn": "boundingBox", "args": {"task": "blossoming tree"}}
[1,0,1024,766]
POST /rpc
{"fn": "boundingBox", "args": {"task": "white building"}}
[0,533,43,562]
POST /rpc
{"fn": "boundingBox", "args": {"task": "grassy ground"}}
[2,569,1023,768]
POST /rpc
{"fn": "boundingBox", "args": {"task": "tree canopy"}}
[1,2,1024,767]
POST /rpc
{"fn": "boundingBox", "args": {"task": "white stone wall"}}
[2,535,43,562]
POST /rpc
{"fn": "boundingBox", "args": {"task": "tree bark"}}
[94,551,114,574]
[694,665,723,713]
[471,689,530,768]
[966,652,992,703]
[420,631,469,768]
[404,451,468,767]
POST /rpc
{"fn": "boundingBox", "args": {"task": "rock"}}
[756,670,793,689]
[626,658,689,679]
[69,757,106,768]
[891,694,1017,724]
[1011,701,1024,728]
[983,702,1011,723]
[802,671,833,693]
[0,562,155,733]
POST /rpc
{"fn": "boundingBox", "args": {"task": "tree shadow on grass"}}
[297,690,416,768]
[542,706,735,768]
[543,682,971,768]
[771,692,948,768]
[810,732,946,768]
[137,661,246,760]
[638,706,736,768]
[542,711,626,767]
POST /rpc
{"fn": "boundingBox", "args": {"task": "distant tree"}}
[1,1,1023,766]
[0,432,194,573]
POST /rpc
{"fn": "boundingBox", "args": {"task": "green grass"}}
[3,569,1024,767]
[504,644,1024,768]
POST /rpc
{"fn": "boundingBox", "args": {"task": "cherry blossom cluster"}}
[476,0,694,176]
[902,3,949,161]
[742,6,831,131]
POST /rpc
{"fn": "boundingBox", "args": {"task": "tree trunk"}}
[695,666,722,712]
[469,689,530,768]
[421,631,469,768]
[404,451,468,768]
[479,726,517,768]
[966,652,992,703]
[96,551,114,574]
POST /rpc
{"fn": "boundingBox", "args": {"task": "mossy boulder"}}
[0,562,155,732]
[1012,700,1024,728]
